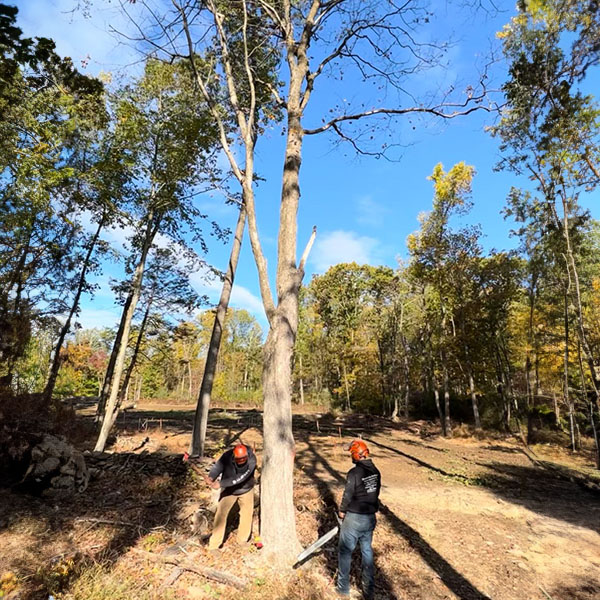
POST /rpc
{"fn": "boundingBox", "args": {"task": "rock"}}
[19,434,89,496]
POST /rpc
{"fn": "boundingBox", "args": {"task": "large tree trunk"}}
[96,295,131,422]
[260,306,298,558]
[43,215,106,405]
[257,52,310,556]
[189,205,246,457]
[94,216,158,452]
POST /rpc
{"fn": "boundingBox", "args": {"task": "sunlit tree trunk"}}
[94,215,158,452]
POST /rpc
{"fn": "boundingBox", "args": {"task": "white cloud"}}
[310,230,380,273]
[188,268,266,323]
[355,195,387,227]
[230,285,266,318]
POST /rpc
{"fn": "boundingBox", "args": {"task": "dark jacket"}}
[340,458,381,515]
[208,445,257,499]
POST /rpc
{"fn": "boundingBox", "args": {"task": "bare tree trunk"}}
[463,339,481,429]
[189,205,246,457]
[342,361,351,412]
[559,194,600,403]
[117,299,152,408]
[563,290,576,451]
[260,303,300,558]
[579,340,600,468]
[434,387,445,436]
[94,216,158,452]
[96,296,131,422]
[43,214,106,405]
[553,391,561,427]
[496,348,510,432]
[401,333,410,420]
[441,353,452,437]
[298,354,305,405]
[377,341,387,415]
[468,370,481,430]
[134,375,142,405]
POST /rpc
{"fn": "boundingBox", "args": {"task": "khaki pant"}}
[208,488,253,550]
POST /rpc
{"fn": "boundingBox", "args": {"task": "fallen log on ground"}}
[131,548,246,589]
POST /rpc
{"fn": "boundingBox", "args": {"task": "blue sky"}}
[14,0,599,332]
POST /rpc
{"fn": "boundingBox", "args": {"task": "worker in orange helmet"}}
[337,439,381,599]
[206,443,256,552]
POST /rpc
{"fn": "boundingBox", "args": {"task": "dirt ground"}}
[1,403,599,600]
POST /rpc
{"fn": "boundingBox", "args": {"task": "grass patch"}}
[58,563,176,600]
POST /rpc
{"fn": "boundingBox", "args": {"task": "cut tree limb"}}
[131,548,246,589]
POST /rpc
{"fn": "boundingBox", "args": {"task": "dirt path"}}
[293,419,600,600]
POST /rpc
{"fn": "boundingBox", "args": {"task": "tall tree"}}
[94,59,221,451]
[408,162,477,436]
[135,0,492,559]
[494,0,600,460]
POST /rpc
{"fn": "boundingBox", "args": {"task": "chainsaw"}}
[294,511,343,567]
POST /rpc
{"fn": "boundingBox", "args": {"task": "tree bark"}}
[189,204,246,457]
[563,289,575,452]
[43,214,106,405]
[559,193,600,403]
[260,303,299,558]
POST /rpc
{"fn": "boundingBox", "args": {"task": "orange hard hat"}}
[347,439,369,461]
[233,443,248,464]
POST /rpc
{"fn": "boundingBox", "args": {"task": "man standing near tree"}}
[207,443,257,553]
[337,439,381,599]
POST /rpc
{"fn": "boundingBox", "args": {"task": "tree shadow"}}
[476,462,600,534]
[297,433,492,600]
[377,503,490,600]
[547,578,600,600]
[361,430,600,537]
[483,445,522,455]
[357,436,475,484]
[297,436,397,599]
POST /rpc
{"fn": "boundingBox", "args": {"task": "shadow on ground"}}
[297,437,397,599]
[477,462,600,535]
[297,432,491,600]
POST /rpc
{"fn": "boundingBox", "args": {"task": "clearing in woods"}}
[1,404,599,600]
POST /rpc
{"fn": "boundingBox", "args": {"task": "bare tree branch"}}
[298,226,317,274]
[303,95,495,135]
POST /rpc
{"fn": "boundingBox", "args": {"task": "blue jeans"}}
[337,512,376,598]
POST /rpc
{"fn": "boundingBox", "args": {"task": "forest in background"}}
[2,0,600,469]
